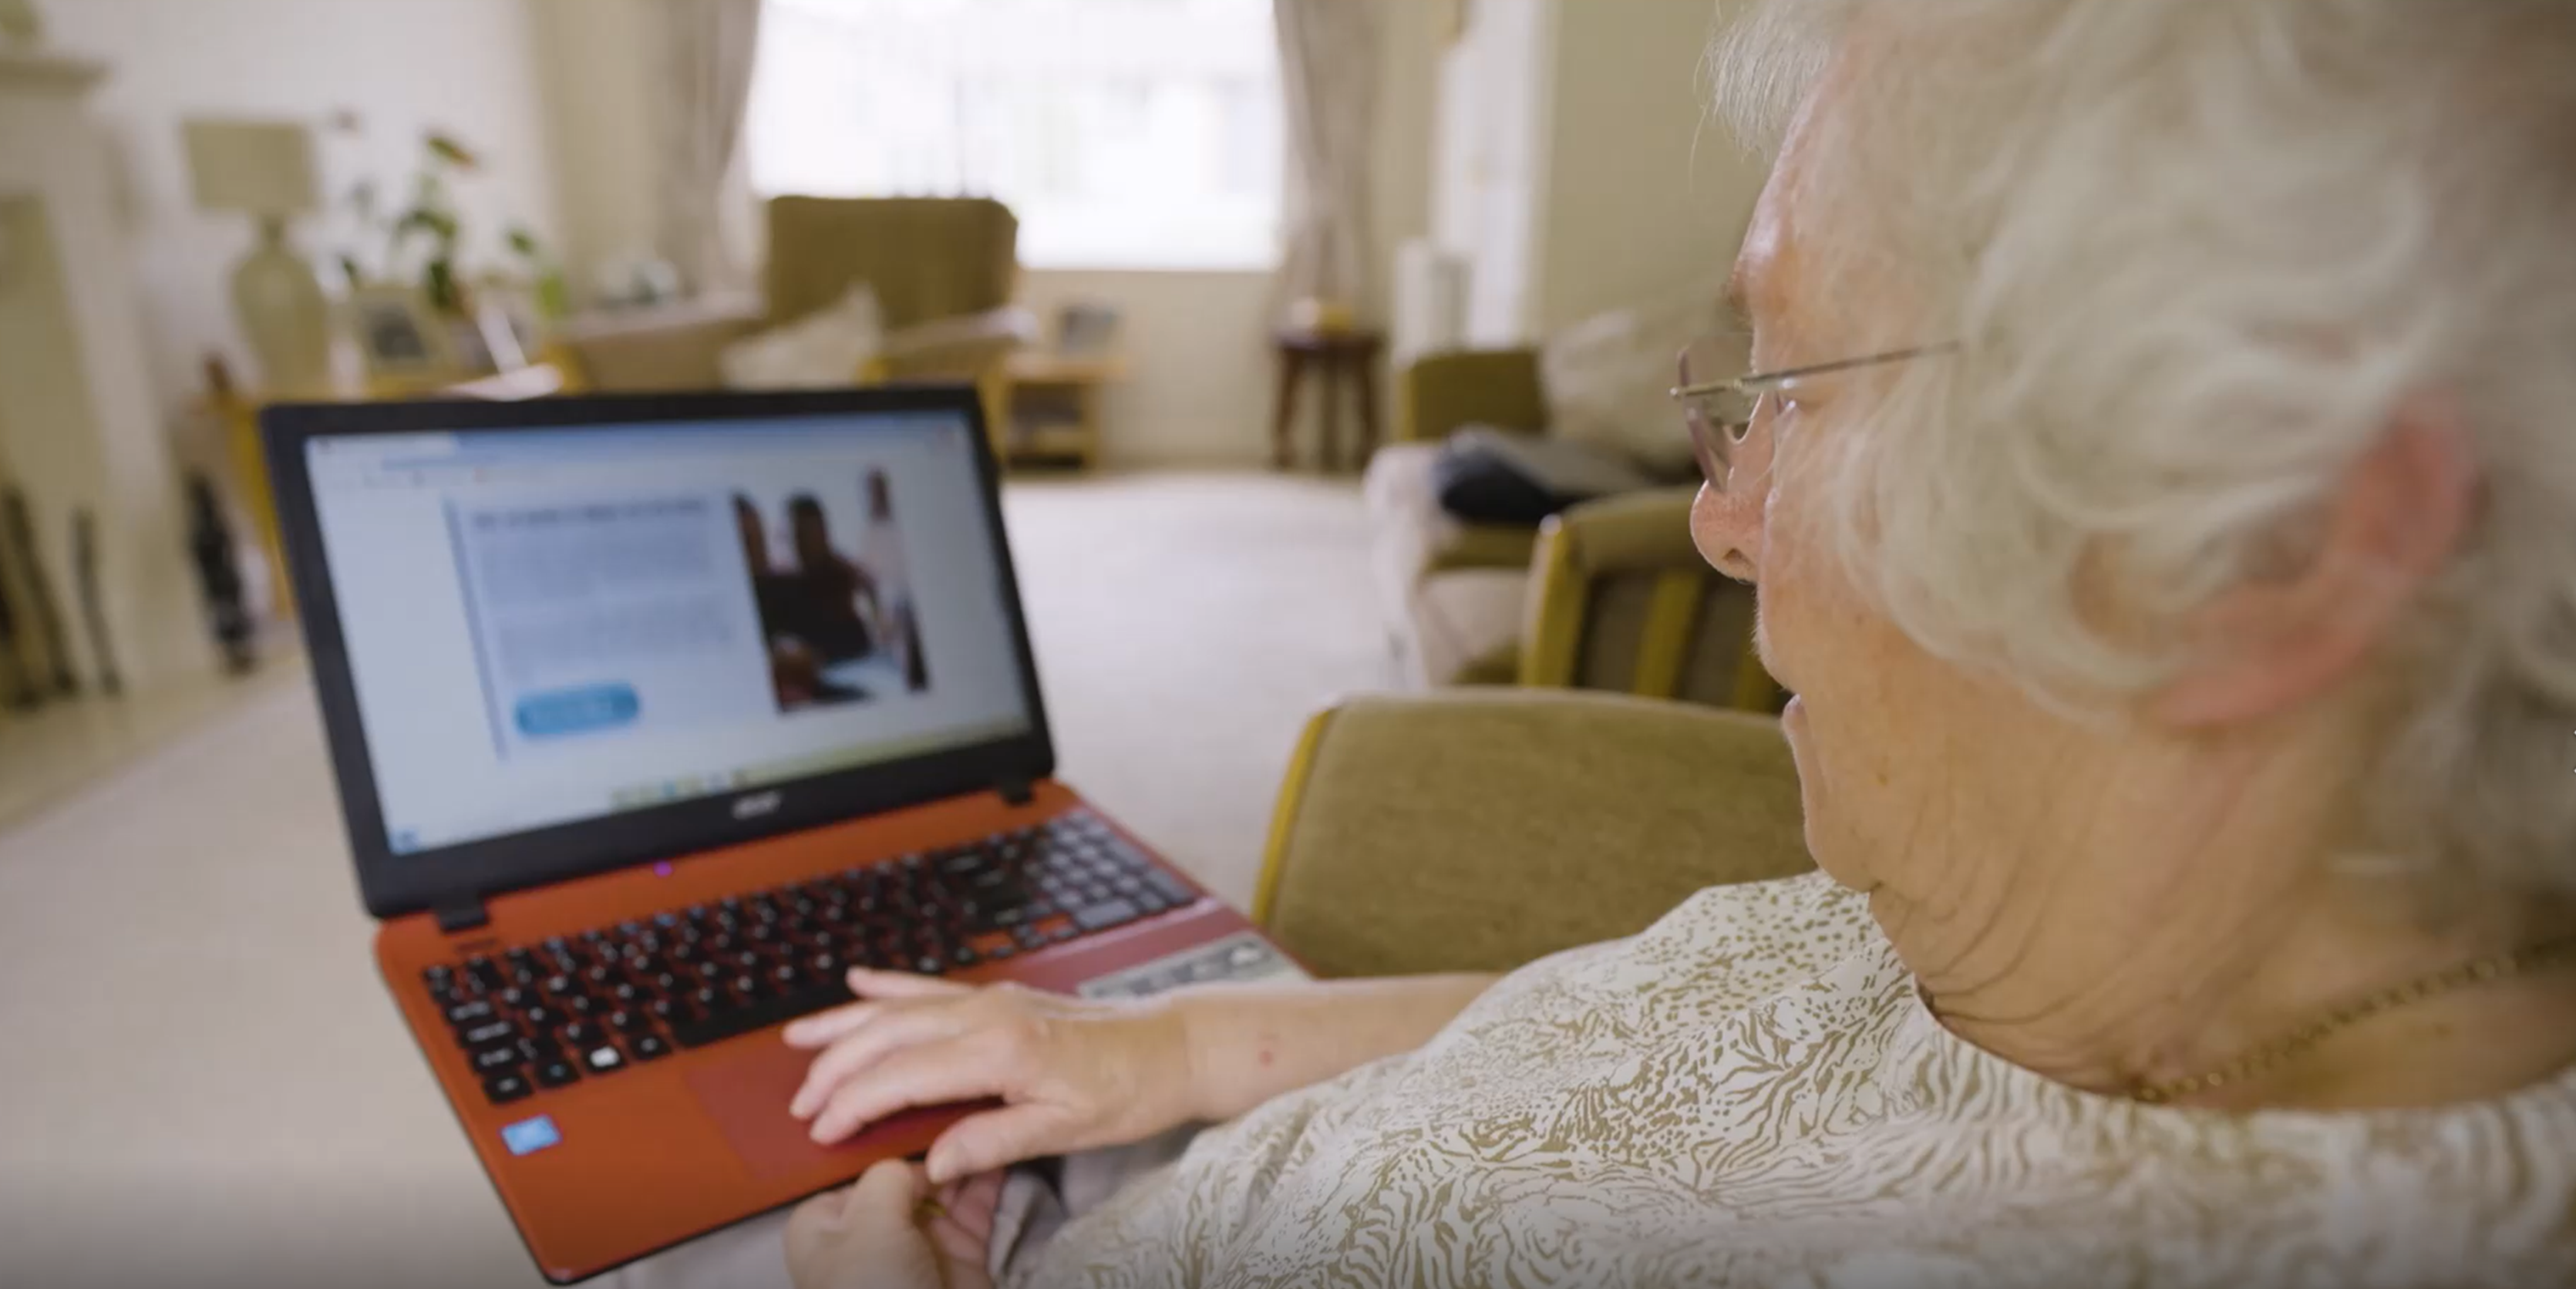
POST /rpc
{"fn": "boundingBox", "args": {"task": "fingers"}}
[783,971,971,1051]
[781,1001,878,1050]
[922,1170,1007,1269]
[786,1159,918,1255]
[847,968,972,1001]
[809,1031,1015,1145]
[924,1104,1078,1185]
[791,1005,980,1119]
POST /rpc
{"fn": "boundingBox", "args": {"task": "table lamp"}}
[184,118,332,395]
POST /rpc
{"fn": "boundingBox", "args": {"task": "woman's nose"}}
[1690,480,1762,582]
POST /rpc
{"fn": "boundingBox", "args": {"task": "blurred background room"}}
[0,0,1778,1281]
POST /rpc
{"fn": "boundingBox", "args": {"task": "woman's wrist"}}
[1157,990,1227,1125]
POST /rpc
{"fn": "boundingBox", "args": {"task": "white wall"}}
[1430,0,1766,343]
[1532,0,1757,332]
[45,0,563,409]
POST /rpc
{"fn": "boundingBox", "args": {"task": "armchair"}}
[555,197,1037,430]
[1251,689,1813,978]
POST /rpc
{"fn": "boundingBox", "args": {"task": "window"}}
[747,0,1284,271]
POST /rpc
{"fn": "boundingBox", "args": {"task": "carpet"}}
[0,470,1397,1288]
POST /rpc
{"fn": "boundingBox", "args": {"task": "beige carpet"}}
[0,471,1394,1288]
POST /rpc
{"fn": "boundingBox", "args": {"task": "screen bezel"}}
[263,385,1056,921]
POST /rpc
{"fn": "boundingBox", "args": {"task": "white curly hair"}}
[1709,1,2576,896]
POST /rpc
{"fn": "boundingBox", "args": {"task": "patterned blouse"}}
[1011,872,2576,1287]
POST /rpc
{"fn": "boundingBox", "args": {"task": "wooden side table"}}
[1002,349,1126,469]
[1271,326,1384,472]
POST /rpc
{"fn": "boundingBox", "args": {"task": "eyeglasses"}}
[1672,338,1958,493]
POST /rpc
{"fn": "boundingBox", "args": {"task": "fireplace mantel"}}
[0,45,213,693]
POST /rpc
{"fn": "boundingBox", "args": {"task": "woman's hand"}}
[785,968,1197,1183]
[785,1159,1002,1289]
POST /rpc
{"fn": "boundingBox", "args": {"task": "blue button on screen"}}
[502,1115,561,1156]
[514,683,640,739]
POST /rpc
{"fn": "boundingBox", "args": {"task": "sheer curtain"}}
[1272,0,1382,314]
[654,0,766,296]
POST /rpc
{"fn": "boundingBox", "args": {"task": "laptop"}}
[263,387,1303,1284]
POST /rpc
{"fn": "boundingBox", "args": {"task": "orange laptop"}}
[264,387,1301,1283]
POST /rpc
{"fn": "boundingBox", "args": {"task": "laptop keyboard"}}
[416,808,1198,1106]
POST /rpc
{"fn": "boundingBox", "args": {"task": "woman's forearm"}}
[1168,974,1497,1123]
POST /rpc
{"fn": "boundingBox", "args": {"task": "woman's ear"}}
[2148,402,2478,729]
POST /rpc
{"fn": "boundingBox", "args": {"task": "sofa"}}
[1365,347,1770,708]
[1252,688,1812,977]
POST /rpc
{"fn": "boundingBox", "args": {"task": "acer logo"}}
[731,790,783,820]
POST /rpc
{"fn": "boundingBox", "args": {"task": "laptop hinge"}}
[433,894,491,934]
[995,776,1035,808]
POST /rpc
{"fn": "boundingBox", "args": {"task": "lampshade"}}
[182,118,319,218]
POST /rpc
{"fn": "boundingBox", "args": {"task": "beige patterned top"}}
[1013,872,2576,1288]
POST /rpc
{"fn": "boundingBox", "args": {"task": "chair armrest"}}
[554,297,763,392]
[1520,486,1700,689]
[1520,489,1779,708]
[1253,689,1811,978]
[875,305,1040,381]
[1396,348,1547,443]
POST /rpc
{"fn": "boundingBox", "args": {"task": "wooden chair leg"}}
[1319,361,1344,473]
[1354,353,1382,466]
[1271,349,1305,470]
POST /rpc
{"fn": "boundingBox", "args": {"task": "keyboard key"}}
[534,1058,581,1088]
[445,998,496,1027]
[471,1045,520,1073]
[560,1021,601,1048]
[1073,898,1142,933]
[459,1018,516,1048]
[483,1072,532,1104]
[584,1043,625,1074]
[631,1033,672,1061]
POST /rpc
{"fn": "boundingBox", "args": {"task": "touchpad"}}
[682,1039,983,1183]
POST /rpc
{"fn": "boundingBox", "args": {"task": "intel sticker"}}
[501,1115,561,1156]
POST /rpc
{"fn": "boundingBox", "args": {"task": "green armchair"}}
[555,197,1037,434]
[1251,689,1812,978]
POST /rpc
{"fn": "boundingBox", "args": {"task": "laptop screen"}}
[300,410,1035,858]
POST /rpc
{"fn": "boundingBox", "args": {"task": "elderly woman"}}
[666,3,2576,1286]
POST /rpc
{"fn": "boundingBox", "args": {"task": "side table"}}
[1270,326,1383,472]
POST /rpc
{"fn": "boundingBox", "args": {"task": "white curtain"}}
[654,0,765,297]
[1273,0,1383,314]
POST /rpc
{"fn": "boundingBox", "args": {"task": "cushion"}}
[1430,426,1654,525]
[719,283,884,389]
[1540,285,1738,475]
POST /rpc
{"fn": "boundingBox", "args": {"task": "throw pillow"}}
[719,284,884,389]
[1431,425,1655,526]
[1539,285,1737,476]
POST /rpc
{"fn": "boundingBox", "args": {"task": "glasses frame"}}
[1672,342,1959,491]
